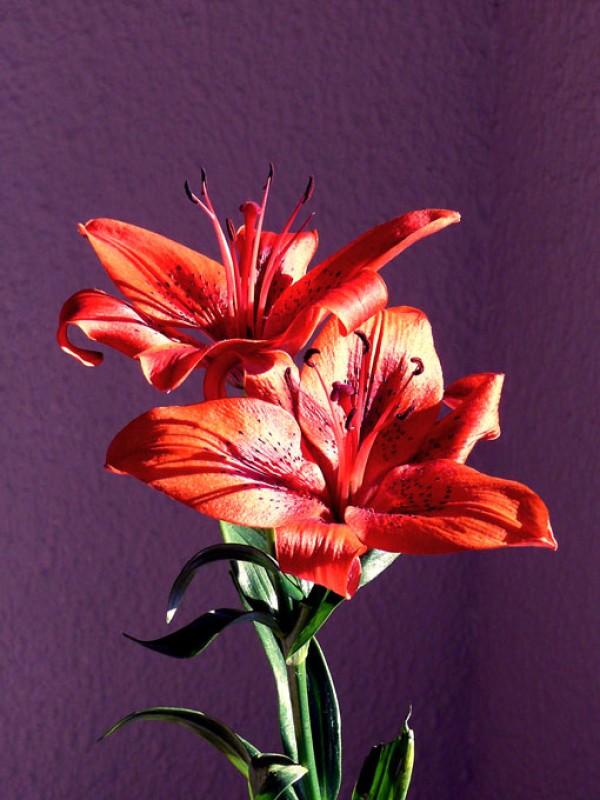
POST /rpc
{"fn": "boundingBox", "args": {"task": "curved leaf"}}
[220,522,307,607]
[249,754,306,800]
[306,639,342,800]
[286,586,345,660]
[124,608,280,659]
[167,542,284,623]
[100,706,254,776]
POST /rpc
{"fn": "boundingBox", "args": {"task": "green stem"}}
[287,650,321,800]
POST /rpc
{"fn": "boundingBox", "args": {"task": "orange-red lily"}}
[58,169,459,396]
[105,307,555,598]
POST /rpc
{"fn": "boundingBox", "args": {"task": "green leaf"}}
[306,639,342,800]
[251,622,299,763]
[359,550,400,588]
[351,713,414,800]
[249,754,306,800]
[286,586,345,659]
[124,608,280,659]
[167,543,285,623]
[220,522,307,608]
[100,706,254,777]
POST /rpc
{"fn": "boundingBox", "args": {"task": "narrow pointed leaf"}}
[358,550,401,588]
[124,608,280,659]
[351,713,414,800]
[221,524,299,761]
[100,706,254,776]
[167,542,285,623]
[306,639,342,800]
[286,586,345,659]
[249,754,306,800]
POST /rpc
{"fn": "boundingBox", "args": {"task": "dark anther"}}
[303,347,321,367]
[345,408,357,431]
[200,167,208,195]
[302,175,315,204]
[354,330,370,353]
[184,180,198,204]
[225,218,236,241]
[410,357,424,375]
[396,403,415,422]
[263,162,275,189]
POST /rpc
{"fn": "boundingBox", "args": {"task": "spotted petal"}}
[81,219,229,338]
[106,398,328,528]
[415,373,504,463]
[264,208,460,344]
[346,460,556,553]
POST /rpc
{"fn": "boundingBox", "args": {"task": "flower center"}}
[185,166,314,340]
[304,336,424,518]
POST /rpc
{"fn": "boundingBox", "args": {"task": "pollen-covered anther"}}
[354,330,370,354]
[410,357,424,375]
[303,348,321,367]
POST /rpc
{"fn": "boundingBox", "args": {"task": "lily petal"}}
[81,219,229,337]
[415,373,504,463]
[347,460,556,553]
[275,520,367,598]
[106,398,328,528]
[137,342,208,392]
[58,289,186,367]
[264,209,460,340]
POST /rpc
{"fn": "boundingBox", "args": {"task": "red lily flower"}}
[105,307,555,599]
[58,169,459,396]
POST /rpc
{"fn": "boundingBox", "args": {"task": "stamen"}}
[410,357,424,375]
[264,162,275,189]
[303,348,321,367]
[345,408,357,431]
[184,180,199,205]
[302,175,315,204]
[396,403,415,422]
[225,218,236,241]
[255,175,316,333]
[354,330,370,354]
[188,168,240,324]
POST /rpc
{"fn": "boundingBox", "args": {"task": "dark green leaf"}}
[359,550,400,588]
[220,522,307,608]
[251,623,299,763]
[167,543,284,623]
[351,713,414,800]
[286,587,345,659]
[249,754,306,800]
[100,706,254,777]
[124,608,280,659]
[219,523,299,762]
[306,639,342,800]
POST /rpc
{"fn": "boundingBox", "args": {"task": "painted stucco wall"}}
[2,1,597,797]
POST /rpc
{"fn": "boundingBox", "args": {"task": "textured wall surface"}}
[2,1,597,798]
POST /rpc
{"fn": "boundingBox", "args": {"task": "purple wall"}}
[3,2,597,797]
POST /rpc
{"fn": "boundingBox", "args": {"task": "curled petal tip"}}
[78,222,89,237]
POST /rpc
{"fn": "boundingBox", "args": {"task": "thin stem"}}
[287,651,321,800]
